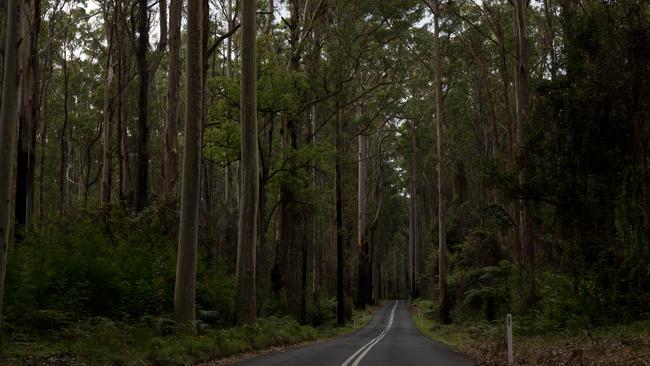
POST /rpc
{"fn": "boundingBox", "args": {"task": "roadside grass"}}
[1,309,373,366]
[409,299,650,365]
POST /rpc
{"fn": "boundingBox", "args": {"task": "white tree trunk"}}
[173,0,202,329]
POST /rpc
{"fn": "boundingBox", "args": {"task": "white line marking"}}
[340,300,399,366]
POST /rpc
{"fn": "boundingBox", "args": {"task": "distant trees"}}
[0,0,647,335]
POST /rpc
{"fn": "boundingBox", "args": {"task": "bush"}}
[4,207,177,329]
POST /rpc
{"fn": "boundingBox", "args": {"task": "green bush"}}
[4,207,177,329]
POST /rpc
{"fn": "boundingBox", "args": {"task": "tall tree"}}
[424,0,450,324]
[356,131,371,307]
[116,0,129,200]
[174,0,202,328]
[134,0,150,210]
[335,107,345,325]
[0,0,21,322]
[15,0,41,232]
[409,119,417,304]
[59,27,69,215]
[514,0,533,273]
[134,0,167,211]
[235,0,258,325]
[162,0,183,198]
[101,0,116,205]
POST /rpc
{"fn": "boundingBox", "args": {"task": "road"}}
[237,300,474,366]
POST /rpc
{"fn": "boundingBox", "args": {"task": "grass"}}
[1,310,372,366]
[408,299,501,347]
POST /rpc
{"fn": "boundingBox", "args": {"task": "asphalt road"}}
[237,300,474,366]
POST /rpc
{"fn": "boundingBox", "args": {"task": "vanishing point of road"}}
[238,300,474,366]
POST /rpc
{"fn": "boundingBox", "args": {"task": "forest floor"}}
[0,307,375,366]
[409,302,650,366]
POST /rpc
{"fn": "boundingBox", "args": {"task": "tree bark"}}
[134,0,165,210]
[263,0,273,34]
[174,0,202,329]
[59,31,69,215]
[409,120,418,304]
[515,0,531,265]
[116,0,129,200]
[335,107,345,325]
[236,0,259,324]
[39,12,56,219]
[162,0,182,199]
[431,0,450,324]
[0,0,21,322]
[101,1,116,205]
[15,0,40,233]
[224,0,234,212]
[356,132,372,307]
[134,0,150,211]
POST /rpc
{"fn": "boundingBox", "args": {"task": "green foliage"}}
[4,208,177,328]
[1,315,349,366]
[4,206,238,333]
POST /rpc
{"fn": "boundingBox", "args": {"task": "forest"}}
[0,0,649,364]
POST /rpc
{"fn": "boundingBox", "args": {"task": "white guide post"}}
[506,313,513,364]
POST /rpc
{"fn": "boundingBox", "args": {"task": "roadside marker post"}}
[506,314,513,364]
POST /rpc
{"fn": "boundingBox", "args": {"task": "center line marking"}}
[340,300,399,366]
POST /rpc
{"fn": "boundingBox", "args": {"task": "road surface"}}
[237,300,474,366]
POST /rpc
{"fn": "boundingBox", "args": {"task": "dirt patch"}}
[459,335,650,365]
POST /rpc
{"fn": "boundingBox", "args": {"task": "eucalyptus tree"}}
[162,0,183,198]
[100,0,116,205]
[0,0,22,322]
[235,0,258,325]
[514,0,533,276]
[423,0,450,324]
[174,0,202,328]
[134,0,167,211]
[15,0,41,231]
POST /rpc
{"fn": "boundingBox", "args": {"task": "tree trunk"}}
[514,0,535,303]
[224,0,235,212]
[117,0,129,200]
[356,132,372,307]
[174,0,202,329]
[39,15,55,220]
[101,3,115,205]
[271,0,307,319]
[59,32,69,215]
[263,0,273,34]
[335,107,345,325]
[515,0,531,264]
[0,0,21,322]
[15,0,40,233]
[134,0,149,211]
[432,0,450,324]
[409,120,418,304]
[162,0,182,199]
[236,0,259,325]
